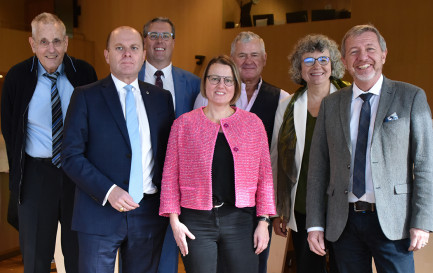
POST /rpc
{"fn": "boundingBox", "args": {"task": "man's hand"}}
[307,230,326,256]
[272,217,288,237]
[108,186,139,212]
[408,228,430,251]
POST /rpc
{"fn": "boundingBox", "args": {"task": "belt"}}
[212,197,224,208]
[142,192,159,200]
[350,201,375,212]
[26,154,53,164]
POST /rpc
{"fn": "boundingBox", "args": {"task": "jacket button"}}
[126,154,132,158]
[347,164,350,169]
[123,180,128,185]
[223,123,229,128]
[344,190,348,194]
[233,147,239,152]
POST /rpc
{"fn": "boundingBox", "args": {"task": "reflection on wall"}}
[223,0,351,28]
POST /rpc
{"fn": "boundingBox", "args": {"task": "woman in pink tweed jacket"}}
[159,55,275,273]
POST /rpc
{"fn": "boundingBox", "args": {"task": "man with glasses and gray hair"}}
[306,24,433,273]
[194,31,289,273]
[1,12,97,273]
[138,17,201,273]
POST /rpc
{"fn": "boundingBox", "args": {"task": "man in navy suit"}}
[138,17,200,273]
[62,26,175,273]
[138,17,200,118]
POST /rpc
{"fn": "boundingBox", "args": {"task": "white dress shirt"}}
[144,61,176,110]
[348,75,383,203]
[104,74,157,205]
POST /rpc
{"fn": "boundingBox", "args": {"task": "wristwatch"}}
[257,216,271,225]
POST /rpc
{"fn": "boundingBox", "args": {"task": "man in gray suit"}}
[306,24,433,273]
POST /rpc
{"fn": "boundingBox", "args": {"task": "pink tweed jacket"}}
[159,107,276,217]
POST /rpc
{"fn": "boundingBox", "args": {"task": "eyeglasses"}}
[303,56,330,67]
[146,32,173,41]
[36,38,65,48]
[206,75,235,87]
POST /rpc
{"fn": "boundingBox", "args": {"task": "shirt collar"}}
[240,77,263,94]
[145,61,172,78]
[37,61,64,77]
[352,75,383,100]
[111,74,139,93]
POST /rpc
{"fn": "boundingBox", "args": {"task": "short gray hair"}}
[31,12,66,38]
[230,31,266,56]
[341,24,387,58]
[289,34,345,85]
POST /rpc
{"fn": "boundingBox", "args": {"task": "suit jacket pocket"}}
[394,183,412,194]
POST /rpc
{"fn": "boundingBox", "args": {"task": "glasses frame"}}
[303,56,330,67]
[146,32,174,41]
[36,37,66,48]
[206,75,235,87]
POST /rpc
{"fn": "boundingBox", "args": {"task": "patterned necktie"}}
[154,70,164,89]
[124,85,143,204]
[353,93,373,198]
[44,72,62,168]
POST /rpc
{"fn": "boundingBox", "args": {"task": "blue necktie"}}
[124,85,143,203]
[353,93,373,199]
[44,72,62,168]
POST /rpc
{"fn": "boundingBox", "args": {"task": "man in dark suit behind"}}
[306,24,433,273]
[62,26,174,273]
[139,17,200,118]
[1,12,97,273]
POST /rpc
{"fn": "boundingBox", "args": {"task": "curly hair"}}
[289,34,345,85]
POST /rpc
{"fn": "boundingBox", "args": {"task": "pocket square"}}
[384,112,398,122]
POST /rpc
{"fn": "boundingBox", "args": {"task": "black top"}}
[212,132,235,205]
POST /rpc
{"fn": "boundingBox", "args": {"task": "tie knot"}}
[154,70,164,77]
[359,93,373,102]
[124,84,133,93]
[44,72,60,83]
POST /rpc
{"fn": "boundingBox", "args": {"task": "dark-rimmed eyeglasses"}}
[36,38,65,48]
[146,32,173,41]
[206,75,234,87]
[303,56,330,67]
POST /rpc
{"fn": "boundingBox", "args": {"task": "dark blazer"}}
[62,75,175,235]
[138,63,200,117]
[306,77,433,241]
[1,55,97,228]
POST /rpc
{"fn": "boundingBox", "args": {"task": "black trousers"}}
[180,205,259,273]
[18,155,78,273]
[332,209,413,273]
[292,211,338,273]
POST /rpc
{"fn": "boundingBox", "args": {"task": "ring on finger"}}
[119,206,124,212]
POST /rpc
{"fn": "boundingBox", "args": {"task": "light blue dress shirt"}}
[25,61,74,158]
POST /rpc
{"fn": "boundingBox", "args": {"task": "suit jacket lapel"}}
[172,66,186,117]
[100,75,131,147]
[340,88,353,154]
[373,77,394,138]
[138,81,158,157]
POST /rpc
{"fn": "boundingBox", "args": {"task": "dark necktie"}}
[353,93,373,198]
[44,72,62,168]
[154,70,164,89]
